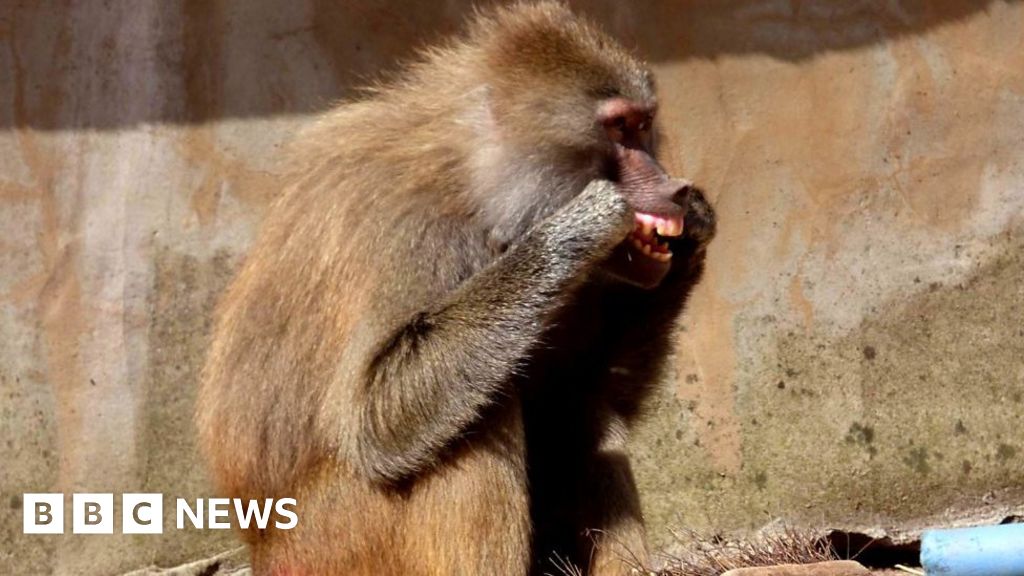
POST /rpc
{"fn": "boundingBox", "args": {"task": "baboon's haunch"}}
[198,3,715,575]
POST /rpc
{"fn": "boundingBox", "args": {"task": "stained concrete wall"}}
[1,1,1023,574]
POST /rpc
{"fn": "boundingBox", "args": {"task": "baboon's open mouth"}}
[603,211,685,289]
[628,212,683,263]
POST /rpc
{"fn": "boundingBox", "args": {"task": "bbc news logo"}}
[23,494,297,534]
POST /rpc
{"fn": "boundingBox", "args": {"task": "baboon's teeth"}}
[655,216,684,237]
[628,214,676,263]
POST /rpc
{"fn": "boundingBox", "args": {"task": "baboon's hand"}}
[540,179,634,262]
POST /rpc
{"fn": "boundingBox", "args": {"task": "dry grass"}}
[633,526,838,576]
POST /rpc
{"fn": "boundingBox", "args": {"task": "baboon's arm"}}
[356,180,630,484]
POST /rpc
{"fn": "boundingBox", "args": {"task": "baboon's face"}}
[479,9,706,288]
[595,97,698,289]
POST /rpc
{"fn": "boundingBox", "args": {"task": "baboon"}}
[197,3,715,575]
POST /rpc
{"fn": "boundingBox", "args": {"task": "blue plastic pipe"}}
[921,524,1024,576]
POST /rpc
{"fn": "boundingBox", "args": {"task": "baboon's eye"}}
[592,85,621,99]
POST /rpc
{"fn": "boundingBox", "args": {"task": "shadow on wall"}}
[2,0,1018,130]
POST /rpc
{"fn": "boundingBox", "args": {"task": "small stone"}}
[721,560,869,576]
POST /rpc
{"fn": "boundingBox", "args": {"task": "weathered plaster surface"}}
[1,1,1022,573]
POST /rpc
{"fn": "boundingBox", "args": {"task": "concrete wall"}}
[1,1,1022,573]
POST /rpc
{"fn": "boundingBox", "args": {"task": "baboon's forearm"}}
[357,184,629,484]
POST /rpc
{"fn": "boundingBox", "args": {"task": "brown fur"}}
[197,3,715,575]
